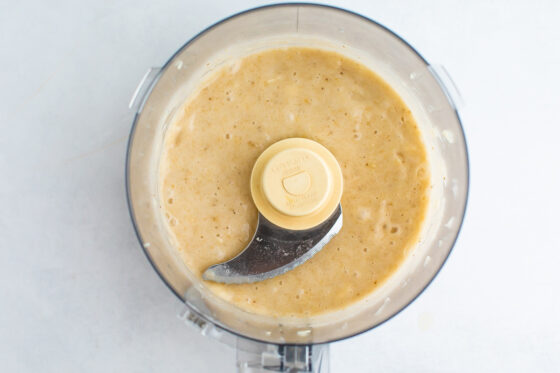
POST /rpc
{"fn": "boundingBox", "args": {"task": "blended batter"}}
[160,48,430,317]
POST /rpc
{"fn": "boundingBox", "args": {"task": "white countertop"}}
[1,0,559,372]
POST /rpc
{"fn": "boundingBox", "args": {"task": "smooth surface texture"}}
[160,47,429,316]
[1,0,559,372]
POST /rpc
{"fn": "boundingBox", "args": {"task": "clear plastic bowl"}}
[126,3,468,371]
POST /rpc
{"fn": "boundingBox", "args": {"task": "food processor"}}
[126,4,469,372]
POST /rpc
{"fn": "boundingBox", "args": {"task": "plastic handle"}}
[178,305,330,372]
[428,64,465,111]
[129,67,162,112]
[178,293,329,372]
[236,340,330,373]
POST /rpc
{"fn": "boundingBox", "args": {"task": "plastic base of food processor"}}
[126,4,468,372]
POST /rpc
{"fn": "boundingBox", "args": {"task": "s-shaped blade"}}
[202,205,342,284]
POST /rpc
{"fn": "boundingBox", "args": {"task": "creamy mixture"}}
[160,48,430,317]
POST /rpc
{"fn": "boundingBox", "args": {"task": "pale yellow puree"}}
[160,48,430,317]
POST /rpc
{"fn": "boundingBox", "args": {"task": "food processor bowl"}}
[126,4,468,372]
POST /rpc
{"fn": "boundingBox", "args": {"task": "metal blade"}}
[202,205,343,284]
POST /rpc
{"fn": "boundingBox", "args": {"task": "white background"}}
[1,0,559,372]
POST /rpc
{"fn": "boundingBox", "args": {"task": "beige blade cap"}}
[251,138,343,230]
